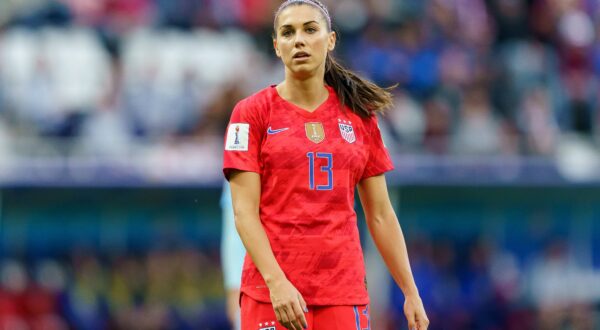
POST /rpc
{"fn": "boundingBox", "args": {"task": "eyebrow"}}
[279,21,319,30]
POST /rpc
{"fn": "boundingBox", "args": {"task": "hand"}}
[404,294,429,330]
[268,277,308,330]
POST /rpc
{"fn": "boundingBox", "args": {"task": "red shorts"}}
[240,294,371,330]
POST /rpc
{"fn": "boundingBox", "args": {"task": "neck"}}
[277,72,328,112]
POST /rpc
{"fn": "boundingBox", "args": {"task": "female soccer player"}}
[223,0,429,329]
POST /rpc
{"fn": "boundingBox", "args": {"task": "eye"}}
[281,30,293,37]
[306,27,317,33]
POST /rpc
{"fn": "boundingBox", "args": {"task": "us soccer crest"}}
[338,119,356,143]
[258,321,276,330]
[305,122,325,144]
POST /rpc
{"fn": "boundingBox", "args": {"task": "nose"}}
[294,31,306,47]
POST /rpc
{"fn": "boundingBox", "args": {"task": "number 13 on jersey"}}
[307,152,333,190]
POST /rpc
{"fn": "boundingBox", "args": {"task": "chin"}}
[288,65,319,79]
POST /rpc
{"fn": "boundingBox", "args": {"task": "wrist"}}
[402,286,420,298]
[264,271,287,288]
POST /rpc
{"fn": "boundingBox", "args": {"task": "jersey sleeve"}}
[360,115,394,180]
[223,99,265,180]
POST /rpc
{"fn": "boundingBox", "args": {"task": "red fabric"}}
[223,85,394,305]
[240,294,370,330]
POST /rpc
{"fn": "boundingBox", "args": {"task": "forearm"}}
[235,212,286,287]
[357,165,429,327]
[230,171,287,288]
[367,212,419,297]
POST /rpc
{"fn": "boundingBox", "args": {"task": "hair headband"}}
[275,0,332,30]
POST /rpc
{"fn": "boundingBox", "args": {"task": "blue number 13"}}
[307,152,333,190]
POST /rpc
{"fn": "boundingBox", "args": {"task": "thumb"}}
[405,308,416,330]
[298,293,308,313]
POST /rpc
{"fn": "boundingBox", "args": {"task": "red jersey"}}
[223,85,394,306]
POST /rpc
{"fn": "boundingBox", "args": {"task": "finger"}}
[417,314,430,330]
[286,304,303,330]
[406,311,416,330]
[298,293,308,313]
[276,306,290,328]
[288,301,304,330]
[273,307,281,324]
[291,299,308,329]
[290,318,303,330]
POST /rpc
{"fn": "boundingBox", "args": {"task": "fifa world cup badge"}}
[305,122,325,143]
[225,123,249,151]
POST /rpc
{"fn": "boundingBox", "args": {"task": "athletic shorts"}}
[240,294,371,330]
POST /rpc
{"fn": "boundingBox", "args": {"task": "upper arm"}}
[229,170,261,218]
[357,174,394,222]
[223,99,266,180]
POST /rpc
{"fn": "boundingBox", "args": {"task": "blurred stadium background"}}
[0,0,600,329]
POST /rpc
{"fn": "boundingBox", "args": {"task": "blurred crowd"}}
[0,247,227,330]
[2,1,600,328]
[1,235,598,330]
[389,235,599,330]
[1,0,600,161]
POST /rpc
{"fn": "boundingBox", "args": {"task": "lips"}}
[293,51,310,59]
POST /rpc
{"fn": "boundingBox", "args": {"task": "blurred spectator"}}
[518,86,559,155]
[0,115,13,167]
[63,254,108,330]
[422,95,452,154]
[497,40,559,117]
[351,22,405,87]
[77,56,133,157]
[528,239,597,329]
[558,69,597,136]
[451,86,503,155]
[0,260,29,330]
[385,92,426,151]
[488,0,530,42]
[26,260,68,330]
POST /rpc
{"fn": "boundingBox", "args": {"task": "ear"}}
[327,31,336,52]
[273,38,281,58]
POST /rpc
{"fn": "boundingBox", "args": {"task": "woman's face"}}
[274,4,336,79]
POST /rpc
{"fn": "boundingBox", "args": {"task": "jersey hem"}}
[240,289,370,306]
[360,166,394,180]
[223,166,261,180]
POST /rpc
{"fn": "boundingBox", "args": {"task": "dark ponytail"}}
[325,55,396,118]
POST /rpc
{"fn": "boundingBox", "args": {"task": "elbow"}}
[233,207,259,229]
[366,208,396,228]
[233,211,245,229]
[366,213,387,227]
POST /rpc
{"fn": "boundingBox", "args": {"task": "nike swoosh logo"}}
[267,127,289,134]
